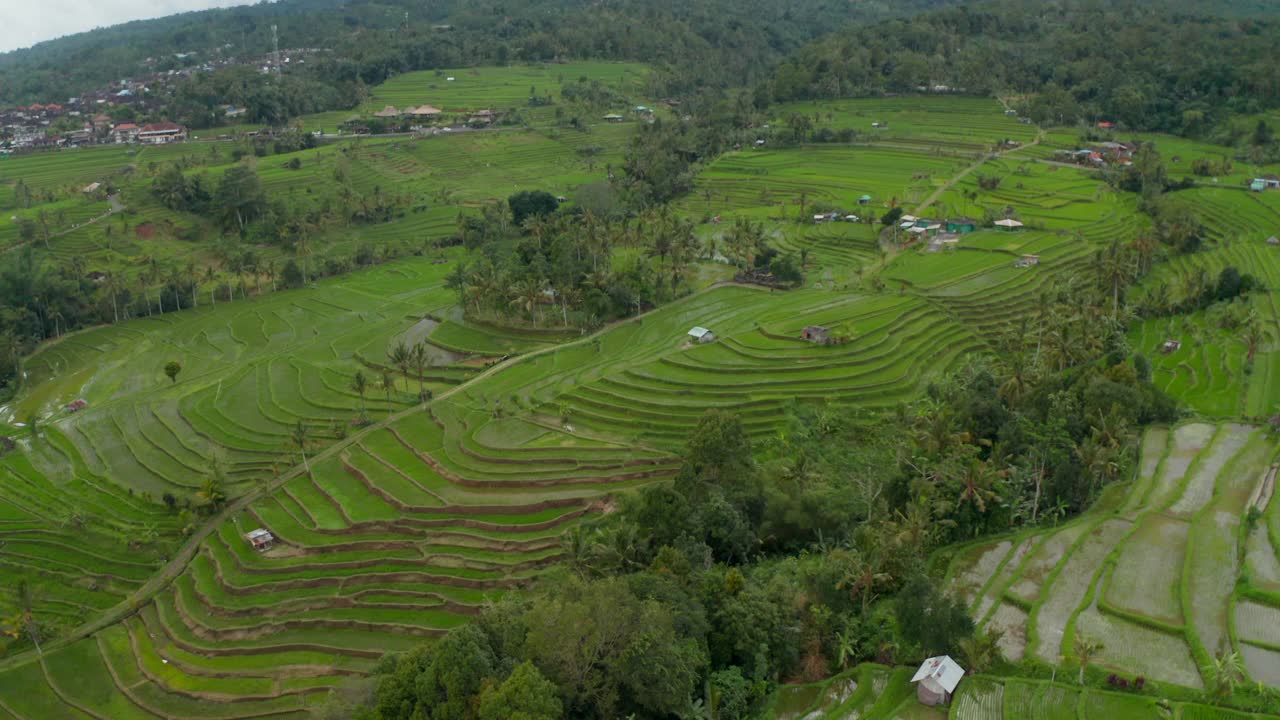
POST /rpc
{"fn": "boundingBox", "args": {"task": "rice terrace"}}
[2,1,1280,718]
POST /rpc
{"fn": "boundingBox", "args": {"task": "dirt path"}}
[914,130,1044,215]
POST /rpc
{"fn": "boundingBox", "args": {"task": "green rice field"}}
[3,92,1280,715]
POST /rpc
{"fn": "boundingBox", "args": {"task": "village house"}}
[1252,176,1280,192]
[945,217,977,234]
[245,528,275,551]
[801,325,832,345]
[407,105,443,118]
[911,656,965,706]
[469,109,495,127]
[602,113,625,123]
[137,121,186,144]
[373,105,401,118]
[687,326,715,344]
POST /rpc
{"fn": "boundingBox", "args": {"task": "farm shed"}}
[82,182,101,194]
[1268,236,1279,246]
[1015,254,1039,268]
[602,114,625,122]
[1252,179,1268,192]
[994,219,1024,231]
[66,398,88,412]
[688,327,715,344]
[946,218,977,234]
[1162,339,1182,354]
[911,656,965,706]
[801,325,831,344]
[858,194,873,205]
[245,528,275,551]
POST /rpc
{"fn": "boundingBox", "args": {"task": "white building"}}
[688,327,715,344]
[911,655,965,706]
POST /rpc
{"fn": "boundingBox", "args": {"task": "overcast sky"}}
[1,0,255,54]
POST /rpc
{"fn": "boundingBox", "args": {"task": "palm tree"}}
[1243,309,1264,363]
[958,628,1005,672]
[104,270,121,323]
[411,342,430,401]
[290,421,311,472]
[205,266,218,306]
[379,370,396,407]
[387,341,411,391]
[508,278,545,323]
[1,580,41,654]
[1074,635,1103,685]
[187,260,200,308]
[196,476,226,510]
[351,370,368,420]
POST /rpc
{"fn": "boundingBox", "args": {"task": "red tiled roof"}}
[140,122,183,133]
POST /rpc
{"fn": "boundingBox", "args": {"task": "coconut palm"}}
[380,370,396,407]
[196,476,226,510]
[387,341,411,391]
[1074,635,1103,685]
[2,580,41,654]
[290,421,311,472]
[508,278,545,323]
[958,629,1005,673]
[411,342,431,401]
[351,370,368,420]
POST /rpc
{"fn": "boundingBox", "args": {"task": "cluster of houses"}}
[0,43,326,153]
[351,104,496,132]
[603,106,654,123]
[1054,140,1136,167]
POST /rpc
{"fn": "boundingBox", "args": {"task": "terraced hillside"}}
[1130,235,1280,417]
[10,93,1276,715]
[947,423,1280,692]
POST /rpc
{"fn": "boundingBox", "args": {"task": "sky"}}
[0,0,255,54]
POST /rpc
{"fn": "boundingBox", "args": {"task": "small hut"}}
[801,325,831,344]
[911,656,965,706]
[858,194,873,205]
[245,528,275,551]
[1162,339,1182,354]
[994,218,1024,231]
[688,327,716,344]
[1267,236,1279,246]
[66,399,88,412]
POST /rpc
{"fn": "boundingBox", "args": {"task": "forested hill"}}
[0,0,952,106]
[766,0,1280,136]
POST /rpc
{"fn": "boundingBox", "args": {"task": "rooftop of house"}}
[911,656,965,693]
